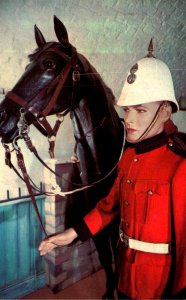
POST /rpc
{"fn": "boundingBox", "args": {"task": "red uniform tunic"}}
[74,132,186,299]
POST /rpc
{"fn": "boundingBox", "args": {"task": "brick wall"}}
[43,160,101,292]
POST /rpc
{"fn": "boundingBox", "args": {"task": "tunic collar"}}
[125,131,168,154]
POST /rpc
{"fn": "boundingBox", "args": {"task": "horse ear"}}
[34,25,46,47]
[54,15,69,45]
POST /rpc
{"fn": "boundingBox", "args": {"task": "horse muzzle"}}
[0,109,19,143]
[0,128,19,144]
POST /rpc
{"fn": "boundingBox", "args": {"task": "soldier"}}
[39,43,186,299]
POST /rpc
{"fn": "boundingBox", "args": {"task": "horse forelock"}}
[28,42,67,62]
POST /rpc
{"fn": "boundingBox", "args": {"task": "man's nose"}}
[124,111,135,124]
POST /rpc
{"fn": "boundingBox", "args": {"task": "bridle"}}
[6,44,80,158]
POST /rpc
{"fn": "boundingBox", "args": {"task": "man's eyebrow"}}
[135,105,147,108]
[123,105,148,108]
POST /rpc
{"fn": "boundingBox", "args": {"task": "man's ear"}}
[162,102,172,122]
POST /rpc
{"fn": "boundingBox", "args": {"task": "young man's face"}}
[123,101,169,143]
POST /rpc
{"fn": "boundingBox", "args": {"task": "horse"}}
[0,16,124,299]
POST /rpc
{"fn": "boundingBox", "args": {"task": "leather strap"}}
[6,91,28,108]
[16,150,48,237]
[42,63,72,117]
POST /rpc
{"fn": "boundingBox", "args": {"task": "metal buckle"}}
[119,229,129,247]
[56,113,64,122]
[48,135,56,142]
[72,70,80,82]
[38,115,45,122]
[123,233,129,247]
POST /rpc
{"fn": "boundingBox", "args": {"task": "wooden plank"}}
[29,198,45,276]
[4,204,18,283]
[0,196,46,298]
[0,206,6,287]
[0,273,45,299]
[34,197,45,273]
[17,202,31,279]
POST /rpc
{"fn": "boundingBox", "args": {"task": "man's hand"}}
[38,228,78,255]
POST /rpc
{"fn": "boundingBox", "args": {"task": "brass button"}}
[124,200,129,206]
[147,190,153,195]
[125,222,129,228]
[127,179,132,184]
[133,158,139,162]
[169,142,173,147]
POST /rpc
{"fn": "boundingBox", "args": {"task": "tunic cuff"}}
[73,220,93,242]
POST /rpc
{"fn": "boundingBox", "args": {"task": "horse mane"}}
[77,53,116,102]
[77,53,119,120]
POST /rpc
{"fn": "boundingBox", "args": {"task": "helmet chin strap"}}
[135,102,167,142]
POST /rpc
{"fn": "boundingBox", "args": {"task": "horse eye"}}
[43,60,56,70]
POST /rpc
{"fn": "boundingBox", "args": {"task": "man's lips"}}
[126,128,137,133]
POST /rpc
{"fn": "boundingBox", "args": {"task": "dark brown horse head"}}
[0,16,79,143]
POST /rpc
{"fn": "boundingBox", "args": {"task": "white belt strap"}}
[120,230,170,254]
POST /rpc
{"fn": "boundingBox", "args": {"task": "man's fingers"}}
[38,240,47,250]
[38,239,57,255]
[38,228,77,255]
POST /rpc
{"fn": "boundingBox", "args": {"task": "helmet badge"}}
[127,63,138,84]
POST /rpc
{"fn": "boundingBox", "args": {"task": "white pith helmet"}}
[117,40,179,113]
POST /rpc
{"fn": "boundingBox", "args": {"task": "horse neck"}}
[71,93,102,177]
[72,97,105,136]
[71,93,122,185]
